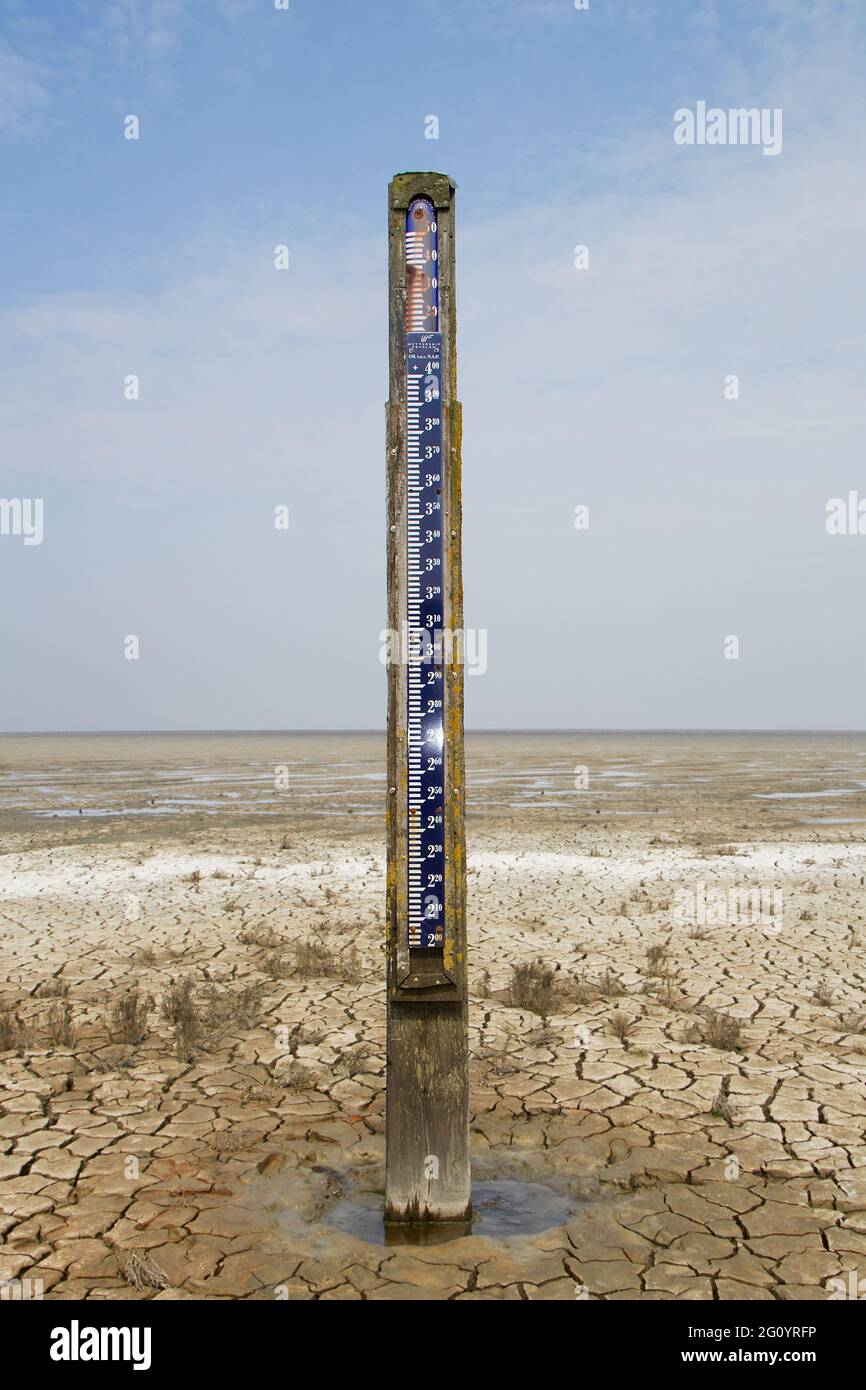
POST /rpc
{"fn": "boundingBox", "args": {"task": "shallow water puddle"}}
[327,1179,583,1247]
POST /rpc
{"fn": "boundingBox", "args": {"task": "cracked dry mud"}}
[1,732,865,1301]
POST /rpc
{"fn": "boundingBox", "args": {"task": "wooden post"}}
[385,172,470,1224]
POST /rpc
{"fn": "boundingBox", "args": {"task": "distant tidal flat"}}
[1,731,866,835]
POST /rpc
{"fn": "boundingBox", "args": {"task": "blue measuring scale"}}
[405,197,445,951]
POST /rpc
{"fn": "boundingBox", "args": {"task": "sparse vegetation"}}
[245,1081,284,1105]
[477,1032,520,1076]
[703,1009,743,1052]
[526,1022,560,1047]
[36,978,70,999]
[202,981,265,1034]
[47,1000,75,1048]
[239,924,280,947]
[812,981,834,1007]
[839,1011,866,1034]
[338,945,363,983]
[338,1045,370,1076]
[279,1060,317,1090]
[710,1078,734,1123]
[162,977,199,1058]
[229,981,266,1030]
[293,937,339,978]
[0,1007,27,1052]
[208,1128,253,1155]
[642,964,681,1009]
[93,1045,136,1073]
[609,1011,638,1045]
[263,950,292,979]
[597,967,624,999]
[508,958,556,1017]
[563,972,598,1006]
[644,944,668,975]
[122,1249,168,1291]
[110,988,153,1045]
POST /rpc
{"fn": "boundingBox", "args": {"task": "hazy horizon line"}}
[2,728,866,738]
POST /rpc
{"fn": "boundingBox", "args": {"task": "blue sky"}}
[1,0,865,730]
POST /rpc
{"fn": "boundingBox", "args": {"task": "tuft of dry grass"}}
[262,951,292,979]
[812,981,834,1007]
[338,1045,370,1077]
[0,1007,28,1052]
[710,1078,734,1123]
[477,1033,520,1077]
[110,989,153,1045]
[597,967,624,999]
[92,1045,136,1074]
[525,1022,560,1048]
[46,1000,75,1048]
[642,964,681,1009]
[228,981,266,1030]
[239,924,280,948]
[202,981,265,1035]
[508,958,556,1018]
[122,1249,168,1291]
[36,978,70,999]
[838,1011,866,1035]
[244,1081,284,1105]
[338,945,363,983]
[162,977,199,1058]
[292,937,339,978]
[703,1009,743,1052]
[562,972,598,1006]
[609,1011,638,1045]
[644,944,669,975]
[279,1060,317,1091]
[208,1128,254,1155]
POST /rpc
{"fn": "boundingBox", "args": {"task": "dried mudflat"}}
[1,731,865,1301]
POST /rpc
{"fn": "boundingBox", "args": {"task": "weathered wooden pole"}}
[385,172,470,1224]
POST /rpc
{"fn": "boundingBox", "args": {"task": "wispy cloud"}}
[82,0,190,61]
[0,35,49,136]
